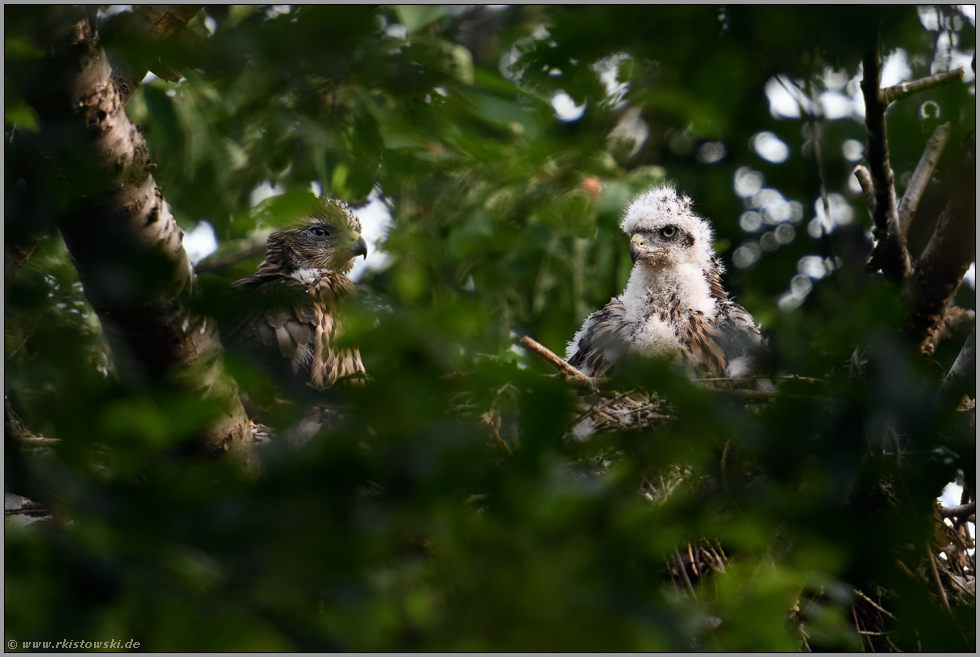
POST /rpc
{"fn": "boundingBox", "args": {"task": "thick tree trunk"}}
[5,5,201,289]
[10,6,256,475]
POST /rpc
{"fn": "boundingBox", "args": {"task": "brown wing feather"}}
[681,310,728,378]
[681,300,768,382]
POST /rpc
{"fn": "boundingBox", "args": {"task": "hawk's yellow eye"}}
[660,226,677,238]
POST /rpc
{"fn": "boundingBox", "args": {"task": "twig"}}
[937,502,976,520]
[707,546,726,574]
[4,507,51,516]
[946,574,974,597]
[707,387,778,400]
[5,319,38,364]
[898,123,951,237]
[941,324,976,390]
[852,607,867,652]
[674,547,699,604]
[927,551,953,614]
[520,335,596,387]
[594,409,626,428]
[861,46,909,281]
[16,434,61,447]
[569,389,634,428]
[666,559,682,597]
[854,589,897,620]
[696,374,825,384]
[880,67,965,105]
[774,374,826,383]
[480,410,512,457]
[853,164,877,216]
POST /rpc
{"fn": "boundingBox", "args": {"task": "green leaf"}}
[5,96,39,131]
[4,35,44,61]
[391,5,449,34]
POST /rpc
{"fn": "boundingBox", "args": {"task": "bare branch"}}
[519,335,596,388]
[907,143,976,350]
[942,324,976,390]
[853,164,876,217]
[674,547,699,603]
[923,306,976,358]
[937,502,976,519]
[898,123,951,237]
[880,67,965,105]
[854,589,897,620]
[927,551,953,614]
[861,48,909,281]
[698,374,826,384]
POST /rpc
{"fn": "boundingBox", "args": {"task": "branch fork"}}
[858,40,973,352]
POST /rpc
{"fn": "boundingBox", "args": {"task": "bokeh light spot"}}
[750,131,790,163]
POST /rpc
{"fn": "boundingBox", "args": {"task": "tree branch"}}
[906,137,976,351]
[942,324,976,390]
[519,335,596,388]
[880,67,965,105]
[897,123,951,238]
[861,47,909,281]
[937,502,976,519]
[852,164,876,217]
[17,7,257,475]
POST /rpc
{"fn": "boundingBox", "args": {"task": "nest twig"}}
[519,335,596,388]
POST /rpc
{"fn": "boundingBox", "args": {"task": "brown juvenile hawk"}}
[227,198,368,396]
[566,184,770,386]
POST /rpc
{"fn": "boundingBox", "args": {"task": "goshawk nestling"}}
[566,184,769,384]
[226,198,369,395]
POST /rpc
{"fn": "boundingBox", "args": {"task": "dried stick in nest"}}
[519,336,596,388]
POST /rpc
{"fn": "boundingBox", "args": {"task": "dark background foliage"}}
[5,5,975,651]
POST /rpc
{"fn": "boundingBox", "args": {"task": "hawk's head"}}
[620,184,715,269]
[266,199,368,275]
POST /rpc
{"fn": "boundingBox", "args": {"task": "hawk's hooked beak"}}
[351,235,368,260]
[630,234,667,264]
[630,234,645,264]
